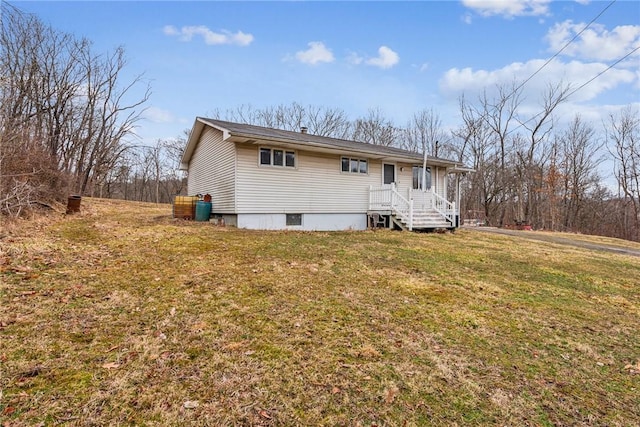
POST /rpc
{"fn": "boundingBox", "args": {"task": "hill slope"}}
[1,198,639,425]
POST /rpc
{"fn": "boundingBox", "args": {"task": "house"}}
[180,118,473,231]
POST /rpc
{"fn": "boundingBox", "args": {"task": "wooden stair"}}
[391,208,453,231]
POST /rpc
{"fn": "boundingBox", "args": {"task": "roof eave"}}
[227,132,459,167]
[183,118,466,169]
[448,165,476,174]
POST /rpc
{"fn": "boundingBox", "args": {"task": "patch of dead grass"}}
[1,198,638,425]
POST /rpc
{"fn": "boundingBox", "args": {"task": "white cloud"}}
[365,46,400,69]
[295,42,335,65]
[439,58,636,103]
[546,20,640,62]
[347,51,364,65]
[462,0,551,18]
[163,25,179,36]
[145,107,175,123]
[163,25,253,46]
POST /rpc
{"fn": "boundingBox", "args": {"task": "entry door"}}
[383,163,395,185]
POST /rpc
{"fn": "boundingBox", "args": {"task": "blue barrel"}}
[195,201,212,222]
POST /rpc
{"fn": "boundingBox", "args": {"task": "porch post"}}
[422,150,428,192]
[409,198,413,231]
[456,174,461,226]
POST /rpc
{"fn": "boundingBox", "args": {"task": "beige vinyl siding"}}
[187,127,236,211]
[434,167,447,199]
[395,163,414,196]
[235,144,382,213]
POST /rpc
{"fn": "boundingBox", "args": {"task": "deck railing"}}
[432,191,456,224]
[410,189,432,211]
[369,184,413,229]
[369,184,393,210]
[369,185,457,229]
[391,186,413,230]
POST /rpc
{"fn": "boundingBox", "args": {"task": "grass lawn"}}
[1,198,639,426]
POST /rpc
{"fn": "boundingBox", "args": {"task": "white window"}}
[412,166,431,189]
[260,147,296,168]
[341,157,368,174]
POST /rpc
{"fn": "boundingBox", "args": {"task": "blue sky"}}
[13,0,640,148]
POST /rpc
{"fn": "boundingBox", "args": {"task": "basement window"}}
[286,213,302,226]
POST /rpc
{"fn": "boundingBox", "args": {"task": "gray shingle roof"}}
[199,117,461,166]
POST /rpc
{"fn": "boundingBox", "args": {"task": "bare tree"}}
[212,104,261,125]
[403,108,448,155]
[558,115,603,231]
[1,4,71,213]
[0,3,149,215]
[606,106,640,241]
[514,82,571,226]
[351,107,399,147]
[213,102,353,139]
[305,105,352,139]
[158,133,188,200]
[473,83,523,225]
[453,94,511,225]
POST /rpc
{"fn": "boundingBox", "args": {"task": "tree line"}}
[1,3,638,241]
[0,3,149,214]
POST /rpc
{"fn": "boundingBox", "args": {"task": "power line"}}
[468,0,619,138]
[507,45,640,136]
[510,0,617,97]
[565,46,640,101]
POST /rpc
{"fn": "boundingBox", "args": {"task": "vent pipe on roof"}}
[300,126,308,134]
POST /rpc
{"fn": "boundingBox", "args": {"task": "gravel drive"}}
[465,226,640,257]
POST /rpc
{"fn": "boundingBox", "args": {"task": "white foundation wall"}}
[237,213,367,231]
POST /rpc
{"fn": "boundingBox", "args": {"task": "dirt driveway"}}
[465,226,640,257]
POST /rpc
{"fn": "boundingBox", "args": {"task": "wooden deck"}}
[368,184,457,231]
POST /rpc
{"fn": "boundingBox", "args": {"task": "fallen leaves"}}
[384,385,400,404]
[1,197,639,426]
[20,366,44,378]
[9,265,33,274]
[0,315,17,329]
[11,290,37,301]
[222,341,248,352]
[102,362,120,370]
[183,400,199,409]
[354,344,381,360]
[623,360,640,375]
[190,321,208,332]
[258,409,271,419]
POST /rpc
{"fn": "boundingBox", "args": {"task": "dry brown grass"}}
[1,198,639,426]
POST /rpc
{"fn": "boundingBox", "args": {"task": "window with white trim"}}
[259,147,296,168]
[412,165,431,189]
[341,157,368,174]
